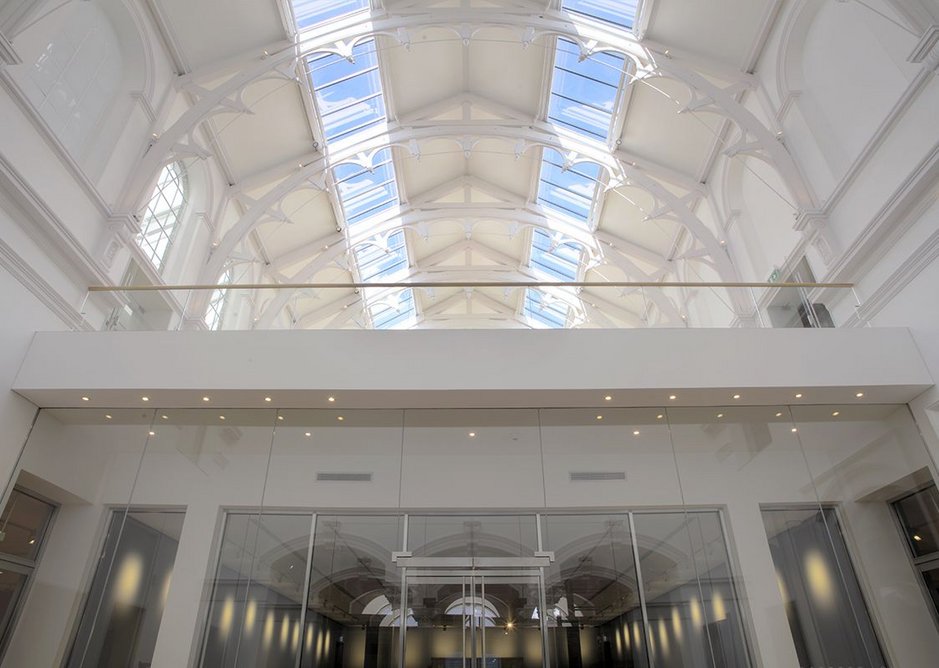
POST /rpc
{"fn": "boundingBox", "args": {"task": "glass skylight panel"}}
[561,0,640,29]
[536,148,602,223]
[371,288,417,329]
[138,162,187,270]
[333,148,399,226]
[307,40,387,142]
[548,40,625,141]
[354,230,409,282]
[530,229,581,281]
[204,268,232,331]
[291,0,370,31]
[524,289,571,328]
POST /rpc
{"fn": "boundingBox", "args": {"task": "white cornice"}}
[0,237,91,331]
[0,30,20,65]
[0,70,112,218]
[0,151,117,293]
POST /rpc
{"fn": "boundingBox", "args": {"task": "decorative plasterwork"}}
[908,24,939,69]
[0,31,20,66]
[794,208,837,266]
[120,10,811,214]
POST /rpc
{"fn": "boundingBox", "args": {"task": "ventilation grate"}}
[316,472,373,482]
[570,471,626,482]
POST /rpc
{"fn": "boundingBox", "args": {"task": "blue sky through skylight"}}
[524,289,571,328]
[561,0,640,29]
[530,229,582,281]
[370,288,417,329]
[536,148,602,224]
[548,40,625,141]
[332,149,399,226]
[354,230,409,282]
[307,41,387,142]
[291,0,369,31]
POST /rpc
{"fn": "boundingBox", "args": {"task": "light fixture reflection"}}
[219,595,235,637]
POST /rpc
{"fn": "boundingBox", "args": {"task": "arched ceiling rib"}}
[131,0,805,329]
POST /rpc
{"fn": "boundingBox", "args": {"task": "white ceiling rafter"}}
[122,10,807,213]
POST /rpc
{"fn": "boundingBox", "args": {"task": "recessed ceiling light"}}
[775,412,783,417]
[337,416,344,421]
[264,397,272,402]
[141,396,149,402]
[732,394,740,400]
[305,432,311,437]
[656,414,664,420]
[791,427,798,433]
[277,415,284,421]
[161,414,168,420]
[914,534,923,542]
[633,430,640,436]
[604,395,612,401]
[469,432,476,438]
[669,395,677,401]
[855,392,864,398]
[105,414,112,420]
[149,430,156,436]
[596,415,603,420]
[219,415,226,420]
[717,413,724,418]
[203,396,210,402]
[28,537,35,545]
[328,396,335,402]
[795,393,803,399]
[832,411,840,417]
[81,396,90,402]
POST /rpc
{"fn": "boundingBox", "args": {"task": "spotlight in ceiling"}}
[219,415,226,420]
[277,415,284,421]
[794,393,803,399]
[732,394,740,400]
[656,414,664,420]
[149,430,156,436]
[604,395,612,401]
[775,412,783,417]
[791,427,798,433]
[596,415,603,421]
[328,396,336,403]
[305,432,312,437]
[203,396,210,402]
[81,396,89,402]
[264,397,272,402]
[717,413,724,419]
[633,430,640,436]
[855,392,864,398]
[161,414,168,420]
[105,414,112,420]
[141,396,150,402]
[914,534,923,542]
[669,395,677,401]
[469,432,476,438]
[337,416,344,421]
[832,411,840,417]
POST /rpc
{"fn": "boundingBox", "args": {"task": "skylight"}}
[333,149,399,226]
[536,148,602,224]
[561,0,640,29]
[354,230,409,282]
[307,40,387,143]
[548,40,625,141]
[530,229,582,281]
[370,288,417,329]
[290,0,369,32]
[524,290,571,328]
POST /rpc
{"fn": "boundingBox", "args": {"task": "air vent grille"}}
[317,472,372,482]
[570,471,626,482]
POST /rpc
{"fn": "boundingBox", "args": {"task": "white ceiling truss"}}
[125,1,814,329]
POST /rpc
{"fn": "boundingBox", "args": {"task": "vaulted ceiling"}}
[144,0,788,329]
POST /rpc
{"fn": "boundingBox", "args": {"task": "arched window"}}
[137,162,188,270]
[204,267,233,330]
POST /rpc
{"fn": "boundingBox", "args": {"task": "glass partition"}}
[0,404,936,668]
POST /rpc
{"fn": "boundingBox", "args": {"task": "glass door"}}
[402,570,546,668]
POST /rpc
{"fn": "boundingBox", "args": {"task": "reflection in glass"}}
[633,511,752,668]
[542,514,648,668]
[67,509,184,667]
[894,485,939,558]
[302,515,403,667]
[408,515,538,559]
[201,513,312,667]
[762,507,886,668]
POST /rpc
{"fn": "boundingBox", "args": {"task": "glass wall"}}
[0,404,936,668]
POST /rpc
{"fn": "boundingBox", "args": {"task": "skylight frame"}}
[535,148,604,226]
[289,0,371,33]
[529,229,584,282]
[306,41,389,144]
[524,289,572,328]
[560,0,641,30]
[546,39,627,143]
